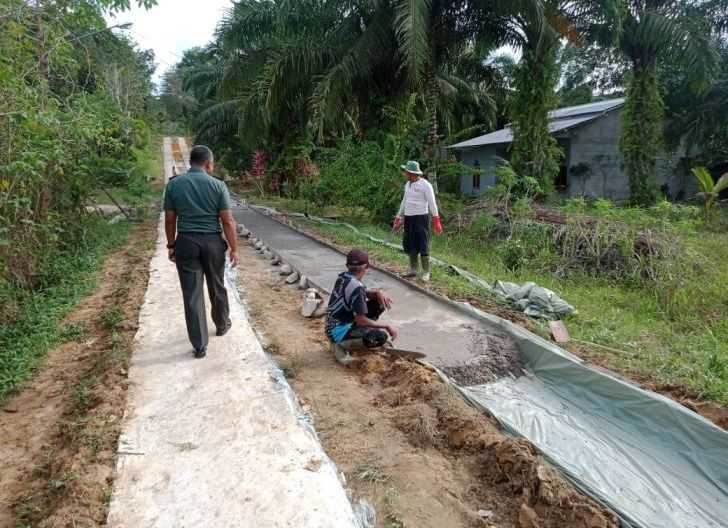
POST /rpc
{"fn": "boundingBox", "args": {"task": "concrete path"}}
[107,139,359,528]
[232,206,506,368]
[177,137,190,167]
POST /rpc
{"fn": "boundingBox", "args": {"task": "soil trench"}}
[0,219,157,527]
[236,241,618,528]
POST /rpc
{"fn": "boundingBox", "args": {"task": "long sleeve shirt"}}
[397,177,439,217]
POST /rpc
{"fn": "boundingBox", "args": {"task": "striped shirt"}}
[325,272,368,341]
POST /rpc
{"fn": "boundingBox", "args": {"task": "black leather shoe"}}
[193,347,207,359]
[216,319,232,337]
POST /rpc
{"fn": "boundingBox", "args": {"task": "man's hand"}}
[386,326,398,340]
[229,248,239,267]
[432,216,443,235]
[164,210,177,262]
[219,209,239,267]
[393,216,403,231]
[375,290,393,310]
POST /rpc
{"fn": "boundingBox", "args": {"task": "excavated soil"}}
[236,241,618,528]
[0,218,157,527]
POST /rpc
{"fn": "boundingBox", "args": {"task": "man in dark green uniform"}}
[163,145,239,358]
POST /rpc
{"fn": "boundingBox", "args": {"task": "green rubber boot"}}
[403,253,419,278]
[332,338,361,366]
[421,256,431,282]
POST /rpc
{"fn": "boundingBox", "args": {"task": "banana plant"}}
[691,166,728,218]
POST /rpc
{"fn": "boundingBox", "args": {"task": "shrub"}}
[300,138,402,222]
[469,213,499,241]
[496,239,526,271]
[593,198,615,212]
[692,166,728,219]
[563,197,588,214]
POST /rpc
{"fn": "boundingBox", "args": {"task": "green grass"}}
[0,218,131,401]
[256,196,728,405]
[0,141,162,402]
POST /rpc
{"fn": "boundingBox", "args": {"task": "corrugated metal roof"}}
[448,97,625,149]
[549,98,625,119]
[447,115,600,148]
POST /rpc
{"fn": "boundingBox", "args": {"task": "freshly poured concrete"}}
[233,206,504,368]
[106,139,359,527]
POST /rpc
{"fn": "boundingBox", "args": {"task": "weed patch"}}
[59,322,90,342]
[100,306,125,330]
[279,356,304,379]
[0,218,130,401]
[356,460,390,484]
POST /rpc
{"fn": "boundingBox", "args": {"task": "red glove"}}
[433,216,443,235]
[393,217,402,230]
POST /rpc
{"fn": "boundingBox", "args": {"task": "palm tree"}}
[192,0,405,152]
[185,0,503,174]
[663,40,728,169]
[618,0,721,205]
[496,0,620,196]
[384,0,501,189]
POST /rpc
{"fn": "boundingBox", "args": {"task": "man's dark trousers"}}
[175,232,230,351]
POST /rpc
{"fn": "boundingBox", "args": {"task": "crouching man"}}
[325,249,398,365]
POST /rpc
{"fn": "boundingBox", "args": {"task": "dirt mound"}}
[369,358,440,406]
[360,355,619,528]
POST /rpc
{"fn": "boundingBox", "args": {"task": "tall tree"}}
[664,41,728,169]
[0,0,156,287]
[388,0,499,188]
[181,0,503,172]
[498,0,620,196]
[618,0,721,205]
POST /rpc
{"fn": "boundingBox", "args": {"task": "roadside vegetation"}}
[0,0,159,400]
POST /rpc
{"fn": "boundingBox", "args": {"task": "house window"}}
[473,160,481,190]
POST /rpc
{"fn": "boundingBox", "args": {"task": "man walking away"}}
[326,249,397,366]
[393,160,443,282]
[164,145,239,359]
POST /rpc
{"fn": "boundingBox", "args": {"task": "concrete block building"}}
[447,98,695,201]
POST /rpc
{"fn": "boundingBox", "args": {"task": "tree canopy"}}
[0,0,157,289]
[163,0,727,206]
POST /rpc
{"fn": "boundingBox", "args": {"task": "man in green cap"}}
[393,160,443,282]
[164,145,239,359]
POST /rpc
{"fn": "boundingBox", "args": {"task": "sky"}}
[107,0,233,88]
